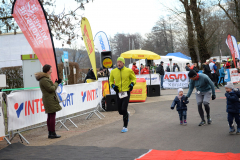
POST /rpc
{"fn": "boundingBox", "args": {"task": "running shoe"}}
[229,126,235,134]
[121,127,128,133]
[236,128,240,135]
[198,120,206,126]
[180,121,183,125]
[207,117,212,124]
[184,120,187,125]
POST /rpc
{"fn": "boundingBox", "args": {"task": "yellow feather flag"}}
[81,17,97,79]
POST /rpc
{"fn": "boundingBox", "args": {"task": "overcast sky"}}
[52,0,177,48]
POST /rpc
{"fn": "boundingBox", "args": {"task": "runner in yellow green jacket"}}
[109,57,136,133]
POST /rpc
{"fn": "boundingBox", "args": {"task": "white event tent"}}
[128,56,192,72]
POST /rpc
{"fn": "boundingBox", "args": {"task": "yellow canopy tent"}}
[120,50,161,60]
[120,50,161,85]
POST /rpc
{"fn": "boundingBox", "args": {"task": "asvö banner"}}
[7,82,101,131]
[163,72,189,89]
[12,0,59,82]
[94,31,111,53]
[0,93,5,141]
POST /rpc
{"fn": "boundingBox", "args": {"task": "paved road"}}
[1,86,240,159]
[52,88,240,153]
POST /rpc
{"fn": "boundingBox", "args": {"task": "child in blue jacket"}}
[225,82,240,134]
[218,64,226,86]
[171,88,189,125]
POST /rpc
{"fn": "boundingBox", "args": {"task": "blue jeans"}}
[228,112,240,129]
[178,110,187,121]
[160,75,164,88]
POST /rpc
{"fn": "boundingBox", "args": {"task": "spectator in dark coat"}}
[166,64,170,72]
[156,61,165,89]
[225,82,240,134]
[84,69,96,83]
[173,63,180,72]
[202,60,213,80]
[185,63,191,71]
[192,63,199,73]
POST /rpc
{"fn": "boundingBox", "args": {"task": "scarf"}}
[195,73,200,80]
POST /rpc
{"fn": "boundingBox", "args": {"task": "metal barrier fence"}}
[1,84,105,145]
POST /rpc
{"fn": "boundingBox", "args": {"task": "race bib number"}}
[119,92,128,99]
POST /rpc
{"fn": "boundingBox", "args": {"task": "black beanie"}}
[43,64,51,73]
[188,70,197,78]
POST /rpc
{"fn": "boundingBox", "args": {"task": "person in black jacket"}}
[192,63,199,73]
[84,69,96,83]
[156,61,165,89]
[202,60,213,80]
[173,63,180,72]
[171,88,189,125]
[185,63,191,71]
[225,82,240,134]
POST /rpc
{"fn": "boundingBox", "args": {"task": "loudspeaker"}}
[104,94,118,111]
[145,60,153,67]
[101,51,113,69]
[147,85,160,97]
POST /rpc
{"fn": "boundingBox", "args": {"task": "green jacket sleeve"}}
[41,78,58,93]
[129,69,137,85]
[186,80,194,97]
[109,71,114,88]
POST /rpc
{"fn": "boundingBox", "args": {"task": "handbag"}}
[55,84,68,102]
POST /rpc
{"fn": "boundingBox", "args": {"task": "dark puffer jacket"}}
[35,72,62,114]
[171,95,189,111]
[225,89,240,113]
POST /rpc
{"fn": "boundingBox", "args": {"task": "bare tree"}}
[218,0,240,36]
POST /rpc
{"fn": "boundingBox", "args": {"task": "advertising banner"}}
[81,17,97,79]
[226,35,237,68]
[94,31,111,53]
[12,0,59,82]
[229,68,240,83]
[163,72,189,89]
[136,74,160,85]
[130,78,147,102]
[0,93,5,141]
[7,82,100,131]
[224,69,231,82]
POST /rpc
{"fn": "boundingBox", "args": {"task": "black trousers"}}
[116,91,130,128]
[219,77,225,84]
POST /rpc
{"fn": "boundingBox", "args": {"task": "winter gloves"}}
[171,107,174,110]
[212,95,216,100]
[129,82,134,92]
[184,96,188,102]
[111,84,119,93]
[55,79,62,84]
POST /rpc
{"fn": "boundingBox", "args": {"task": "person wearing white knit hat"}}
[171,88,189,125]
[225,82,240,134]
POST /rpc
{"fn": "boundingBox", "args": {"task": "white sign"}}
[136,74,160,85]
[7,82,101,131]
[229,68,239,83]
[0,75,6,87]
[0,92,5,141]
[163,72,189,89]
[94,31,111,53]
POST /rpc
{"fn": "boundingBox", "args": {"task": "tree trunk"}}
[182,0,198,63]
[190,0,210,63]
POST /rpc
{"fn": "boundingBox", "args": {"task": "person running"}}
[209,59,219,89]
[224,82,240,134]
[171,88,189,125]
[203,60,213,80]
[110,57,136,133]
[184,70,216,126]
